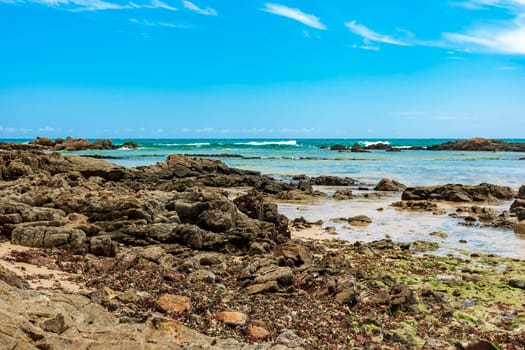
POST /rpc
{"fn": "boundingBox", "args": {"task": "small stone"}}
[429,231,448,239]
[40,314,68,334]
[155,294,191,314]
[459,239,468,244]
[245,281,279,295]
[509,279,525,289]
[348,215,372,226]
[248,326,270,339]
[189,269,216,283]
[324,226,337,234]
[216,311,247,326]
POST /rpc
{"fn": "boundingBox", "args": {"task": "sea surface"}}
[4,138,525,258]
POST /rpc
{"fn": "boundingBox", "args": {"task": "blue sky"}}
[0,0,524,138]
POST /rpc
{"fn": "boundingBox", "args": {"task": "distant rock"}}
[351,144,370,153]
[329,144,350,151]
[374,178,407,191]
[427,137,525,152]
[28,136,139,151]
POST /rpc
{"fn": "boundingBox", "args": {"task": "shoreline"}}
[0,147,524,349]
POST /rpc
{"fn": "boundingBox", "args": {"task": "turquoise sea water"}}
[3,138,525,258]
[9,138,523,188]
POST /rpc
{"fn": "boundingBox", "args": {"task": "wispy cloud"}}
[261,3,327,30]
[351,44,380,51]
[345,21,411,46]
[446,0,525,54]
[453,0,525,10]
[444,15,525,54]
[130,17,188,28]
[1,0,178,11]
[182,0,217,16]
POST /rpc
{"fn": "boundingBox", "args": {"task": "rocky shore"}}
[321,138,525,153]
[1,148,524,349]
[0,136,138,152]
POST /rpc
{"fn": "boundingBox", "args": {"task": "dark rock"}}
[89,235,118,257]
[508,279,525,289]
[351,144,369,153]
[11,226,86,253]
[234,190,290,240]
[297,180,313,193]
[329,144,350,151]
[347,215,372,226]
[374,178,407,191]
[518,185,525,199]
[312,176,354,186]
[402,183,513,202]
[392,200,438,212]
[427,137,525,152]
[333,189,353,200]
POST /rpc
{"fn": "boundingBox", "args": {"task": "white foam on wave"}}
[234,140,298,146]
[163,142,211,146]
[360,140,391,147]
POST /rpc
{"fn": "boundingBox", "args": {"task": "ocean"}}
[4,138,525,258]
[21,138,525,188]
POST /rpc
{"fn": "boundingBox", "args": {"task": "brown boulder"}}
[374,178,407,191]
[155,294,191,314]
[216,311,247,326]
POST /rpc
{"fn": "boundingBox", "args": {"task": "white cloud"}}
[453,0,525,10]
[446,1,525,54]
[444,14,525,54]
[182,0,217,16]
[352,44,380,51]
[345,20,410,46]
[2,0,178,11]
[261,3,327,30]
[130,18,187,28]
[157,128,164,133]
[39,126,55,132]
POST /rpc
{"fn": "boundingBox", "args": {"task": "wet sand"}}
[281,186,525,259]
[0,241,86,292]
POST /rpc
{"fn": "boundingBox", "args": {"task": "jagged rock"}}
[518,185,525,199]
[11,226,86,253]
[0,265,30,289]
[312,176,354,186]
[89,235,118,257]
[402,183,513,202]
[233,190,290,240]
[272,242,312,269]
[333,189,353,200]
[375,178,407,191]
